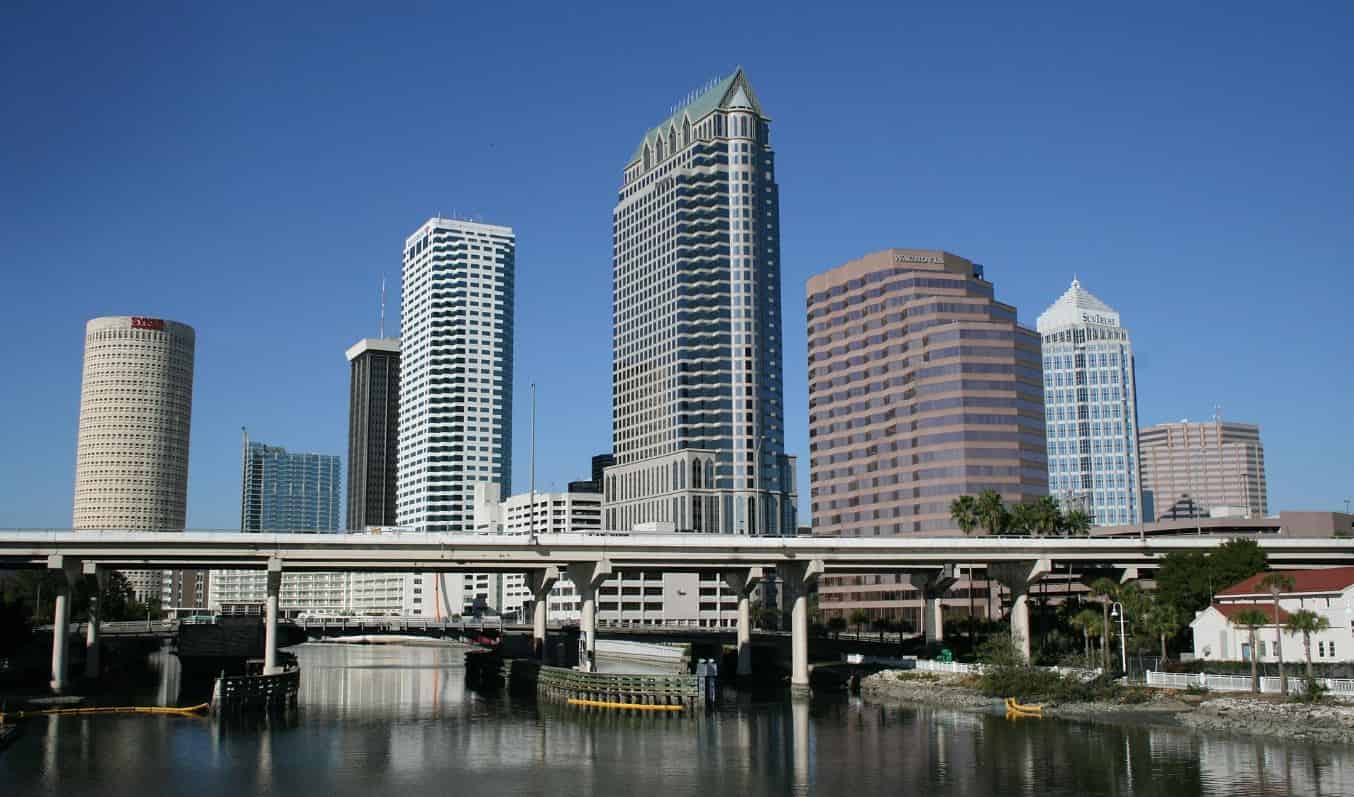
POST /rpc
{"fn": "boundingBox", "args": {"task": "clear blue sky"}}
[2,1,1351,529]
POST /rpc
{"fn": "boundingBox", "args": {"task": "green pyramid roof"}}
[627,68,761,166]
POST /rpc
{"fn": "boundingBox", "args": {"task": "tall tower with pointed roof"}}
[603,68,796,535]
[1037,279,1143,525]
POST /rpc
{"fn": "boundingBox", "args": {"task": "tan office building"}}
[73,316,196,604]
[1139,419,1268,519]
[807,250,1047,623]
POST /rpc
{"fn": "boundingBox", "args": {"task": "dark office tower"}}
[603,68,796,535]
[591,454,614,486]
[346,338,400,530]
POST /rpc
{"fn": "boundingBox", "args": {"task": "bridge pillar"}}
[48,555,81,693]
[779,559,824,693]
[988,559,1051,663]
[527,566,560,660]
[568,560,611,673]
[83,562,108,680]
[908,566,957,646]
[264,559,282,675]
[722,566,764,677]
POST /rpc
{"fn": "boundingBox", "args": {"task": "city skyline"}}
[4,5,1352,529]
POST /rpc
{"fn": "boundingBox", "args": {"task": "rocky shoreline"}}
[859,670,1354,744]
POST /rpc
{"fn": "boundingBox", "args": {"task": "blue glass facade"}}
[240,441,342,532]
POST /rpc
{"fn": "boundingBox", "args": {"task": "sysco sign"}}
[131,317,166,331]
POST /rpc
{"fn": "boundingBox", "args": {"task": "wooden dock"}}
[210,667,300,713]
[465,651,701,711]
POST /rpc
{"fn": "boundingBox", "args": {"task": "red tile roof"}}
[1210,602,1292,624]
[1216,566,1354,598]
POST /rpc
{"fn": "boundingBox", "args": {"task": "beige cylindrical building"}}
[73,316,195,602]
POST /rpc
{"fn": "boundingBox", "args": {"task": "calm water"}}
[3,643,1352,796]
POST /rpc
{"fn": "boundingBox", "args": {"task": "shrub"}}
[1292,678,1328,704]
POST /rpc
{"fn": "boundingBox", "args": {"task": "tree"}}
[1008,502,1037,536]
[950,495,979,536]
[1284,609,1331,681]
[1062,509,1092,537]
[1233,608,1271,694]
[1211,539,1268,592]
[975,490,1009,536]
[1031,496,1063,536]
[1155,538,1268,618]
[1088,577,1120,671]
[849,608,870,637]
[827,616,847,639]
[1070,608,1103,660]
[1142,598,1187,662]
[1258,572,1296,695]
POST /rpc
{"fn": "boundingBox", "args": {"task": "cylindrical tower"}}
[73,316,195,602]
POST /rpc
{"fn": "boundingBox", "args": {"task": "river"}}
[2,643,1352,795]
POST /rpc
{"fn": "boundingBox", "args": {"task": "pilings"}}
[722,566,763,677]
[779,559,823,693]
[527,566,559,660]
[263,558,282,675]
[988,559,1050,662]
[83,562,108,679]
[909,565,957,645]
[48,555,80,694]
[568,560,611,673]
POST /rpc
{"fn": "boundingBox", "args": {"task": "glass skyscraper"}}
[209,437,344,613]
[1037,279,1142,526]
[239,440,342,531]
[603,67,796,535]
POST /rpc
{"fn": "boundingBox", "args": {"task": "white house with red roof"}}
[1190,566,1354,663]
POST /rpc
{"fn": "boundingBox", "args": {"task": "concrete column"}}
[988,559,1049,663]
[568,560,611,673]
[48,555,80,694]
[1009,588,1031,662]
[909,566,957,646]
[527,566,559,660]
[84,562,109,680]
[264,559,282,675]
[780,560,823,692]
[723,566,764,677]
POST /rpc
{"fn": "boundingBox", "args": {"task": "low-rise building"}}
[1190,566,1354,663]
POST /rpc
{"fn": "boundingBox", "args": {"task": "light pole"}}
[1110,601,1128,675]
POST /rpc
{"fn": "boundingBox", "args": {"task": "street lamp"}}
[1110,601,1128,675]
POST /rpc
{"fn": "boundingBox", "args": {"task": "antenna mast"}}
[379,277,386,338]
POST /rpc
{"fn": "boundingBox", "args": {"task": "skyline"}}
[3,3,1353,529]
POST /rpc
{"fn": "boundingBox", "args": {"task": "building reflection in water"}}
[6,642,1354,797]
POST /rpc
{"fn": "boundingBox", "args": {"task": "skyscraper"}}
[346,337,400,530]
[1140,418,1268,519]
[603,67,796,535]
[209,438,344,614]
[806,249,1046,624]
[73,315,195,604]
[397,217,515,532]
[1037,279,1142,526]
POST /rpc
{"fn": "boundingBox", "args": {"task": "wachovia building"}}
[603,68,797,535]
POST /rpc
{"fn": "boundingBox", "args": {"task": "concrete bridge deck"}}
[5,529,1351,694]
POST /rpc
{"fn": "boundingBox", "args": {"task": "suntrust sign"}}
[131,317,166,331]
[894,253,942,265]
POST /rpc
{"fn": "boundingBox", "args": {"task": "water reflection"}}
[2,642,1352,797]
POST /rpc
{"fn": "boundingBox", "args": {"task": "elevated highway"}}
[5,529,1351,693]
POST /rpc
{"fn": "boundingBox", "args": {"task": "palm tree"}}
[1143,598,1186,663]
[1088,577,1120,671]
[1070,608,1103,661]
[1008,502,1037,536]
[1062,509,1092,537]
[1258,573,1296,695]
[1233,607,1271,694]
[949,495,979,536]
[849,608,869,637]
[1032,496,1062,536]
[975,490,1009,536]
[1284,609,1331,681]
